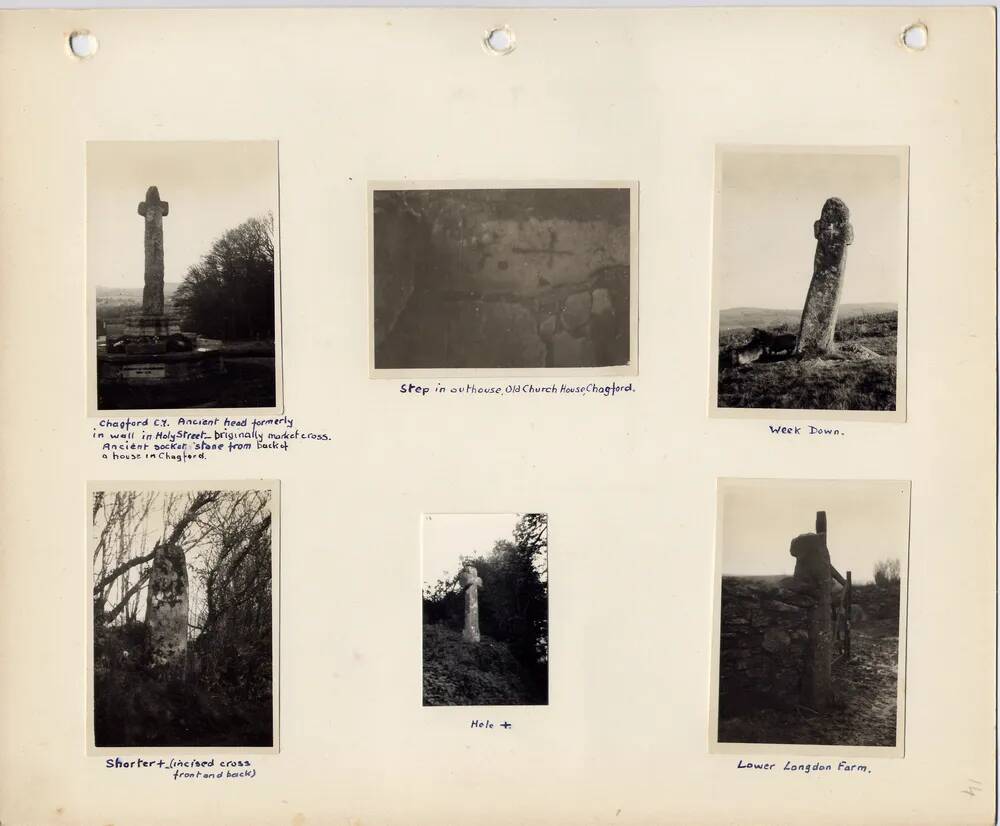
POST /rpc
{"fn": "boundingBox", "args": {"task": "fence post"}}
[845,570,852,659]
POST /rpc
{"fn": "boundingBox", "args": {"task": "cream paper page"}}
[0,8,995,825]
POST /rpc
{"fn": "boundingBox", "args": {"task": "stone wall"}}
[373,189,630,369]
[719,577,816,714]
[851,582,901,622]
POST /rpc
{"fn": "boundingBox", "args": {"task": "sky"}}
[719,479,910,584]
[88,141,277,289]
[716,149,906,310]
[422,513,520,588]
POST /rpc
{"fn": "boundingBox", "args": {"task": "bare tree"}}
[92,491,220,625]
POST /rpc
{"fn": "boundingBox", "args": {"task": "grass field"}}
[717,311,898,411]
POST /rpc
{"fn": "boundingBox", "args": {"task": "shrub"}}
[873,558,901,587]
[422,624,543,706]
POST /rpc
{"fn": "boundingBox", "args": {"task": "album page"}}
[0,7,995,825]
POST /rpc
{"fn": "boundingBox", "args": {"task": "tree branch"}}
[165,491,221,547]
[216,514,271,594]
[93,491,220,598]
[204,514,271,634]
[93,550,155,598]
[101,570,151,624]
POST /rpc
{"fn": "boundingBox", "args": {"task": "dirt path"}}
[826,627,899,746]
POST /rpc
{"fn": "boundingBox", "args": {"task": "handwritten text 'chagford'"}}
[400,382,635,397]
[94,416,330,463]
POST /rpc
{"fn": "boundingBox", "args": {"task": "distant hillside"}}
[720,303,897,332]
[96,282,182,307]
[722,574,788,585]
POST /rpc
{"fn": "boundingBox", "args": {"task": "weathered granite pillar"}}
[145,540,188,678]
[789,512,834,710]
[795,198,854,356]
[460,565,483,643]
[138,186,169,316]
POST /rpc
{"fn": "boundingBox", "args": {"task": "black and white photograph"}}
[711,147,908,418]
[372,186,634,372]
[422,513,548,706]
[89,141,281,413]
[90,482,277,749]
[711,478,909,753]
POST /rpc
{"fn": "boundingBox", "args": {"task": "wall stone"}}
[427,215,629,294]
[373,190,630,369]
[719,577,816,714]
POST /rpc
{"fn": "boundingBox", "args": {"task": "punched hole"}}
[901,23,928,51]
[484,26,515,56]
[68,30,98,58]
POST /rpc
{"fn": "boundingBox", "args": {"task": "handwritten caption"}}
[400,382,635,398]
[736,759,869,774]
[768,424,846,437]
[93,416,331,463]
[104,756,256,781]
[471,719,513,730]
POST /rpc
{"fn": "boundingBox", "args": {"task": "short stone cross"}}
[137,186,170,316]
[795,198,854,356]
[145,539,189,678]
[460,564,483,643]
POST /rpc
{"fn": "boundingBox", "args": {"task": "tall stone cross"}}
[795,198,854,356]
[138,186,169,316]
[460,564,483,643]
[790,510,835,710]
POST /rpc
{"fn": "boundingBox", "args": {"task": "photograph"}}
[711,478,910,754]
[422,513,548,706]
[372,185,635,372]
[89,141,281,413]
[711,147,908,419]
[89,482,277,750]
